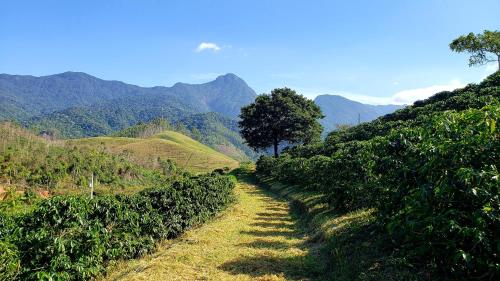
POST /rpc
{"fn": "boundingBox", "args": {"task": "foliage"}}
[239,88,323,157]
[0,71,259,160]
[374,106,499,278]
[177,112,260,161]
[0,173,235,280]
[0,240,20,280]
[255,71,500,280]
[111,118,173,138]
[0,72,255,126]
[0,123,166,192]
[314,70,500,156]
[450,30,500,68]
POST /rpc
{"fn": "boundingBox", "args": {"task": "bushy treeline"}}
[0,123,168,191]
[256,72,500,280]
[110,118,173,138]
[0,173,235,280]
[289,71,500,158]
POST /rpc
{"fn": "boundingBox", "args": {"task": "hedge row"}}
[0,173,235,280]
[256,105,499,280]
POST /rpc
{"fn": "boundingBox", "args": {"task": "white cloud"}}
[340,93,394,105]
[290,79,466,105]
[195,42,221,52]
[390,79,464,105]
[485,63,498,72]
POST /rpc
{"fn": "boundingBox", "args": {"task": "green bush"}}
[256,104,499,279]
[1,173,235,280]
[255,155,277,177]
[0,241,20,280]
[375,106,499,279]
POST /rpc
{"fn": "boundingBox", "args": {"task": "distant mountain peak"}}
[315,94,353,101]
[314,94,403,134]
[53,71,95,78]
[214,73,244,82]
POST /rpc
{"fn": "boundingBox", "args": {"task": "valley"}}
[0,7,498,278]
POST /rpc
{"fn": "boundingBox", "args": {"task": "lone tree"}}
[450,30,500,70]
[239,88,323,157]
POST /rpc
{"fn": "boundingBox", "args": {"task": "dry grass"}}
[69,131,239,173]
[258,177,423,281]
[102,172,327,281]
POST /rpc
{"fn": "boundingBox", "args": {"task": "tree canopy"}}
[238,88,323,157]
[450,30,500,70]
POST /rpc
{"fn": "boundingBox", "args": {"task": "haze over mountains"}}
[0,71,402,159]
[314,95,403,132]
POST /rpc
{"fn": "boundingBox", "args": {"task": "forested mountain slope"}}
[176,112,259,161]
[0,72,257,122]
[0,72,259,159]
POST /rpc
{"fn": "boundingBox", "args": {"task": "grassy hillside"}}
[176,112,259,161]
[0,122,172,208]
[70,131,239,173]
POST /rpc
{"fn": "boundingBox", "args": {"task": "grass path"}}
[103,174,328,281]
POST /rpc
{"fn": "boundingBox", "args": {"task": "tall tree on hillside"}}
[450,30,500,70]
[239,88,323,157]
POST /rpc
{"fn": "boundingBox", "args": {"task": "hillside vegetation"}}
[0,123,168,200]
[0,123,237,280]
[0,72,256,122]
[177,112,259,161]
[0,173,235,280]
[0,72,259,160]
[71,130,239,173]
[256,71,500,280]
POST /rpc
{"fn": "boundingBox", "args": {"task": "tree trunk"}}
[273,139,279,158]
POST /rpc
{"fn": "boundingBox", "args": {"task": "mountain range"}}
[0,71,402,159]
[314,95,403,132]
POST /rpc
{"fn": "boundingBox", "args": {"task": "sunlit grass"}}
[102,170,327,281]
[258,177,423,281]
[69,131,239,173]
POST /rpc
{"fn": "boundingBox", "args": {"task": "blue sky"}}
[1,0,499,104]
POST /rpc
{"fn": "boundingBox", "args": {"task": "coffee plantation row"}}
[0,172,235,280]
[256,72,500,280]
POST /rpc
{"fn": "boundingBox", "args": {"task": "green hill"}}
[70,130,239,173]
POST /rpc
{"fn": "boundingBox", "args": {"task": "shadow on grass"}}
[253,216,292,222]
[255,172,425,281]
[218,168,329,280]
[238,239,290,250]
[265,206,289,212]
[255,212,289,218]
[250,221,292,228]
[219,255,324,280]
[240,229,296,238]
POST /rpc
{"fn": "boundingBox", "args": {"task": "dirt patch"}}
[0,185,6,200]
